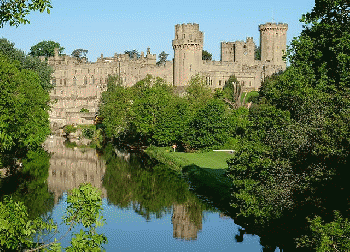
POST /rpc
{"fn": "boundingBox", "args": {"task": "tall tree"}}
[156,51,169,66]
[202,50,212,61]
[0,0,52,28]
[29,40,64,58]
[124,49,140,59]
[71,48,88,62]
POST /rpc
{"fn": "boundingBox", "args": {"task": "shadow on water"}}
[0,149,55,219]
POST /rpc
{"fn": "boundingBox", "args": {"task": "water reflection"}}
[44,136,107,203]
[40,137,266,251]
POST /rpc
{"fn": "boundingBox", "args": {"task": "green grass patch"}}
[241,91,259,103]
[145,146,233,171]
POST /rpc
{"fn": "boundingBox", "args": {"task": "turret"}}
[259,22,288,68]
[172,23,203,86]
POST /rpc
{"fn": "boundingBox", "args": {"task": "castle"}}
[46,22,288,129]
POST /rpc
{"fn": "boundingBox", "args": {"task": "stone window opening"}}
[84,76,87,85]
[64,79,67,86]
[219,80,222,86]
[52,78,56,86]
[183,34,185,39]
[60,79,62,85]
[91,75,95,85]
[73,76,77,86]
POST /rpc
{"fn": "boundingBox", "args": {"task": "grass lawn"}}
[145,146,233,171]
[165,150,232,169]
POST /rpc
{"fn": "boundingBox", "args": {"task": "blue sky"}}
[1,0,315,62]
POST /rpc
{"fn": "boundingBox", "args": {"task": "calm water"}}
[38,136,280,251]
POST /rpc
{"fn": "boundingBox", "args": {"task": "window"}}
[84,76,87,85]
[219,80,222,86]
[52,78,56,86]
[73,76,77,86]
[183,34,185,39]
[64,79,67,86]
[189,34,192,40]
[60,79,62,85]
[91,75,95,85]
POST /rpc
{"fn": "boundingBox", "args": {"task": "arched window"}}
[73,76,77,86]
[91,75,95,85]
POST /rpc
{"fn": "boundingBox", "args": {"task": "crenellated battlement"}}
[259,23,288,31]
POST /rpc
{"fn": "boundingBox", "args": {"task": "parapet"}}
[175,23,200,33]
[259,22,288,31]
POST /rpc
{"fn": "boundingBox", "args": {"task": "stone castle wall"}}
[47,22,288,129]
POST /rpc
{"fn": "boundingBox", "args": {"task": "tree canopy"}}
[202,50,212,61]
[124,49,140,59]
[29,40,64,58]
[71,48,88,61]
[0,0,52,28]
[156,51,169,66]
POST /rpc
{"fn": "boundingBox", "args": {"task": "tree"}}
[29,40,64,58]
[222,75,245,108]
[202,50,212,61]
[254,45,261,60]
[124,49,140,59]
[156,51,169,66]
[71,48,88,62]
[0,183,107,251]
[0,38,54,92]
[0,53,51,164]
[0,0,52,28]
[226,0,350,223]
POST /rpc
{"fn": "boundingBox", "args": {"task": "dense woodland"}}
[0,0,350,251]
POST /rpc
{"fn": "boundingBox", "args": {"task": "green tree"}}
[98,75,133,139]
[185,74,213,111]
[0,38,54,91]
[124,49,140,59]
[0,53,51,163]
[222,75,245,108]
[202,50,212,61]
[29,40,65,58]
[226,0,350,224]
[0,183,107,251]
[130,75,174,143]
[0,0,52,28]
[184,99,230,150]
[156,51,169,66]
[254,45,261,60]
[71,48,88,62]
[296,211,350,251]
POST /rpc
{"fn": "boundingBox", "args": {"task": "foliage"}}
[184,99,230,150]
[254,45,261,60]
[29,40,65,58]
[0,38,54,91]
[0,183,106,252]
[0,53,51,159]
[124,49,140,59]
[80,108,90,113]
[0,0,52,28]
[98,75,132,139]
[156,51,169,66]
[222,75,245,108]
[226,0,350,225]
[63,125,77,134]
[202,50,212,61]
[71,49,88,61]
[130,75,174,143]
[185,74,213,111]
[296,211,350,251]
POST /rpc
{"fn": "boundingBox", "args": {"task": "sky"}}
[1,0,316,62]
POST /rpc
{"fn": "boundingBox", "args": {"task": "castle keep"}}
[47,22,288,129]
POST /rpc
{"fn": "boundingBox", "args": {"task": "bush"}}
[80,108,90,113]
[64,125,77,134]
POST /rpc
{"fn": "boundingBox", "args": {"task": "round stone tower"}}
[259,23,288,68]
[172,23,203,86]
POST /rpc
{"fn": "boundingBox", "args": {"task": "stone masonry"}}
[46,22,288,129]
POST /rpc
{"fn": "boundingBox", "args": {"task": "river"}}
[5,136,283,251]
